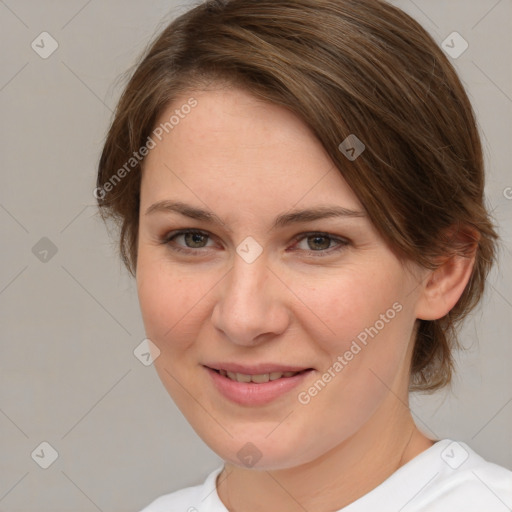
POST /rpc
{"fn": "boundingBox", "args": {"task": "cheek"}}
[136,252,214,351]
[295,265,407,351]
[292,263,415,413]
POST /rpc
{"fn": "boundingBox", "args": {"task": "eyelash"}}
[161,229,349,257]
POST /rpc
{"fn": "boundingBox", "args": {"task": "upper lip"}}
[205,363,313,374]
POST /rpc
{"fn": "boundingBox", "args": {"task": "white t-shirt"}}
[141,439,512,511]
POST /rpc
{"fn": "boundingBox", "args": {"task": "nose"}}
[211,257,290,346]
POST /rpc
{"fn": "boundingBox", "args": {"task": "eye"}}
[162,229,215,252]
[292,232,348,255]
[180,231,210,248]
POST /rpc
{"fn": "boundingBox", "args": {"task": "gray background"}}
[0,0,511,510]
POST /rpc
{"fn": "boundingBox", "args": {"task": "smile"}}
[204,364,314,406]
[217,369,304,383]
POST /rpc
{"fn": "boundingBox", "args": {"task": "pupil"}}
[185,232,207,248]
[308,235,330,250]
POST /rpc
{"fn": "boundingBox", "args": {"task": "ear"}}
[415,228,478,321]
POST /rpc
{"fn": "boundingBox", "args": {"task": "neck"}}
[217,396,433,512]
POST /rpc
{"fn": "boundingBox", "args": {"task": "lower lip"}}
[205,366,314,406]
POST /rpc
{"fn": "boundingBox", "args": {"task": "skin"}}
[136,86,475,511]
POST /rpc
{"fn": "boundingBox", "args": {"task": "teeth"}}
[221,370,300,383]
[251,373,269,383]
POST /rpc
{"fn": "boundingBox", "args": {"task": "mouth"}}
[204,364,315,405]
[210,368,310,383]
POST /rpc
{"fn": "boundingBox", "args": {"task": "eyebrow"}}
[144,200,366,229]
[272,205,366,228]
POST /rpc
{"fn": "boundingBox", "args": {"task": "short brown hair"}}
[97,0,498,391]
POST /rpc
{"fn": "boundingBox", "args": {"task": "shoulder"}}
[139,466,225,512]
[418,440,512,511]
[343,439,512,512]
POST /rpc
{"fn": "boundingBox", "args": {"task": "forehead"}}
[141,87,363,217]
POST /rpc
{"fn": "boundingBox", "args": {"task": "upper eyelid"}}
[164,228,210,238]
[164,229,344,239]
[164,229,215,243]
[293,231,346,242]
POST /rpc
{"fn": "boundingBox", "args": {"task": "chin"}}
[192,420,332,471]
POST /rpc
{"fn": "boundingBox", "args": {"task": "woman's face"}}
[137,87,427,469]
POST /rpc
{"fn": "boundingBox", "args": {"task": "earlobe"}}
[415,252,476,321]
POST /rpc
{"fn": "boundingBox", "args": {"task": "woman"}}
[96,0,512,510]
